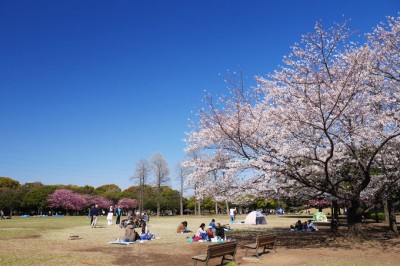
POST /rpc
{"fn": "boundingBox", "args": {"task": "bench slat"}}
[192,255,207,262]
[244,243,257,249]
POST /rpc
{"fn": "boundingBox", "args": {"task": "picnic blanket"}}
[108,240,137,245]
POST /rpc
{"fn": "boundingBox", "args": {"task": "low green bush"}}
[370,212,385,220]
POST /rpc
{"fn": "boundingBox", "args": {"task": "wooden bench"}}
[244,234,276,258]
[192,240,237,266]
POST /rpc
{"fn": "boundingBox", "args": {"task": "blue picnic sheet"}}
[108,240,136,245]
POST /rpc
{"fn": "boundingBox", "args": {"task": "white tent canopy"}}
[244,211,267,225]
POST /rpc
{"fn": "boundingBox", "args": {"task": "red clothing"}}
[207,229,214,238]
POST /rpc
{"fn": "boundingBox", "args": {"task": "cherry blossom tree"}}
[367,141,400,233]
[117,198,137,213]
[82,194,112,209]
[308,198,331,212]
[365,17,400,233]
[47,189,86,214]
[260,18,400,238]
[185,16,400,240]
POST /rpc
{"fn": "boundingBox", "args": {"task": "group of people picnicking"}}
[178,219,231,242]
[290,218,340,233]
[290,219,318,232]
[122,218,155,242]
[89,205,340,245]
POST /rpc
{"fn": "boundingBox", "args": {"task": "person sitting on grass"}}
[209,219,217,230]
[307,220,318,231]
[123,221,140,242]
[215,223,226,240]
[302,221,309,231]
[140,221,155,240]
[294,220,303,231]
[177,221,191,233]
[195,223,208,241]
[207,226,214,240]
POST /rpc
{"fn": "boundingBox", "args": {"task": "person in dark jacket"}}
[91,205,99,228]
[116,206,122,225]
[215,223,225,239]
[294,220,303,231]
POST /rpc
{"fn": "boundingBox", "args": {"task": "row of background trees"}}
[0,175,289,216]
[0,176,181,216]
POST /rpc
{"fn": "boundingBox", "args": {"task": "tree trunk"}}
[157,185,161,217]
[383,199,390,224]
[332,199,339,221]
[387,198,398,233]
[347,200,364,240]
[140,182,144,216]
[215,200,218,215]
[194,185,198,216]
[180,177,184,215]
[180,192,183,216]
[197,200,201,216]
[225,200,229,215]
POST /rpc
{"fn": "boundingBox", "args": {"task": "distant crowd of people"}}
[88,205,149,228]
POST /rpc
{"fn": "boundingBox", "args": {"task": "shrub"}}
[370,212,385,220]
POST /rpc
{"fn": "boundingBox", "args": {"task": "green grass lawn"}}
[1,214,397,266]
[0,216,86,239]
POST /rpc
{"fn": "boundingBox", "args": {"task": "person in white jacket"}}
[106,205,114,225]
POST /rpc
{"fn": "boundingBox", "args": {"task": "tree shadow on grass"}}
[228,224,400,250]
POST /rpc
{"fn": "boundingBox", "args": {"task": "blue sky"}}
[0,0,398,192]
